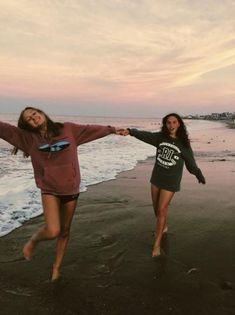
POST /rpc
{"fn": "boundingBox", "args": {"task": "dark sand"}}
[0,158,235,315]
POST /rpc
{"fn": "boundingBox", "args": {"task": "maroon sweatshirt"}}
[0,121,116,195]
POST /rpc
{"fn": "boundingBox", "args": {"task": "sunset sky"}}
[0,0,234,117]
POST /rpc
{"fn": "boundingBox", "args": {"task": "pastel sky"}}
[0,0,234,117]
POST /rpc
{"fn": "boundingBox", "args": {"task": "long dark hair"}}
[12,106,64,155]
[161,113,190,147]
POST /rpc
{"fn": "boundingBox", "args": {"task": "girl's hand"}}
[116,128,130,136]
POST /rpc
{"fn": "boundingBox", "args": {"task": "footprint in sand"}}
[88,234,117,248]
[95,250,126,276]
[1,286,32,297]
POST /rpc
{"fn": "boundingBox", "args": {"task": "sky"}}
[0,0,235,117]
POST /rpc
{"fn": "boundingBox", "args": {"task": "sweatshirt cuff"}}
[108,126,116,134]
[196,169,206,184]
[127,128,136,136]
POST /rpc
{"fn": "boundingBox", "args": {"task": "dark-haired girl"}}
[0,107,118,281]
[122,113,205,257]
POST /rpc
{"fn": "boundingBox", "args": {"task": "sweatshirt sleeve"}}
[182,145,206,184]
[0,121,32,154]
[69,123,116,145]
[128,128,160,147]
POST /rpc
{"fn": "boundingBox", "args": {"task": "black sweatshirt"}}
[129,129,205,192]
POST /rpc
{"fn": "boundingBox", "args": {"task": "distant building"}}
[186,111,235,121]
[211,113,220,120]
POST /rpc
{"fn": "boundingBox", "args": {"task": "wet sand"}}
[0,158,235,315]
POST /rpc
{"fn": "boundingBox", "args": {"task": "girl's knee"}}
[47,227,61,239]
[158,206,168,217]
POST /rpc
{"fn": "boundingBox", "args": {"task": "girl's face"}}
[23,109,46,129]
[166,115,180,137]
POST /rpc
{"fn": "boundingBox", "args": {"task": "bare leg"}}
[151,188,174,257]
[51,198,77,281]
[23,194,61,260]
[151,184,168,233]
[151,184,160,217]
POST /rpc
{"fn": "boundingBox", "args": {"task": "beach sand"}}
[0,157,235,315]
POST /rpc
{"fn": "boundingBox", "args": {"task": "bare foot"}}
[163,226,168,234]
[51,265,61,282]
[153,226,168,237]
[23,240,36,261]
[152,243,161,257]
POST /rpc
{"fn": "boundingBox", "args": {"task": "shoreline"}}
[0,157,235,314]
[1,117,233,239]
[225,120,235,129]
[190,118,235,129]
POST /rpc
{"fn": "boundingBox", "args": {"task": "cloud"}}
[0,0,234,115]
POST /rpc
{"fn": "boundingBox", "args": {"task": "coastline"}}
[0,157,235,315]
[225,120,235,129]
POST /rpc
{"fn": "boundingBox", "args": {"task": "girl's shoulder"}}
[62,122,75,129]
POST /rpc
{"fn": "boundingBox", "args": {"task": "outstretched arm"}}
[70,123,116,145]
[0,121,32,154]
[123,128,159,147]
[183,145,206,184]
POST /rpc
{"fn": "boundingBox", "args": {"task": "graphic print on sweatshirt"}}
[38,139,70,153]
[157,142,181,169]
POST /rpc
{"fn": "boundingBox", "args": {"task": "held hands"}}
[115,128,130,136]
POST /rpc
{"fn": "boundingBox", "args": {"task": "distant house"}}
[187,111,235,121]
[211,113,220,120]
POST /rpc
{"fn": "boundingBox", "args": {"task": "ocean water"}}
[0,114,234,237]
